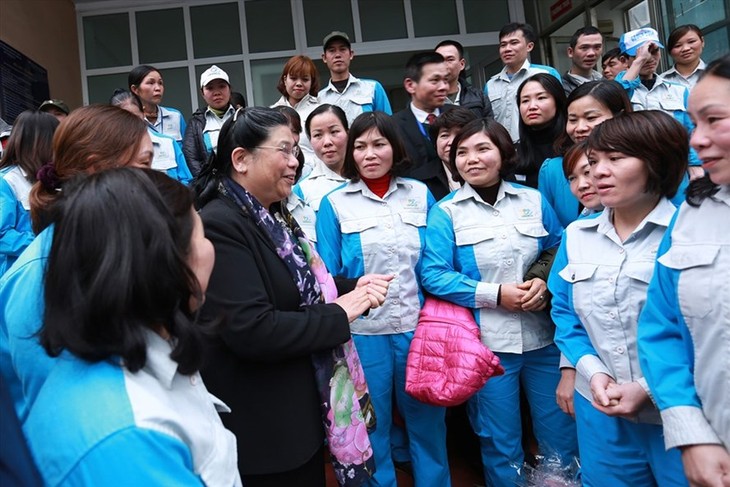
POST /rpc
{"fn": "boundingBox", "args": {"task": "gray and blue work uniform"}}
[421,181,577,487]
[318,74,392,125]
[638,185,730,453]
[316,177,450,487]
[548,198,687,486]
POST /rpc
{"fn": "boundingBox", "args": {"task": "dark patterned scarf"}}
[220,177,376,486]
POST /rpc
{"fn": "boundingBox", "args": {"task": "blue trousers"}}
[353,332,450,487]
[466,344,578,487]
[574,394,688,487]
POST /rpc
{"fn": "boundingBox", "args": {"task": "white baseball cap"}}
[619,28,664,56]
[200,65,230,88]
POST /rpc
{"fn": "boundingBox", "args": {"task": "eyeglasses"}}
[256,144,301,159]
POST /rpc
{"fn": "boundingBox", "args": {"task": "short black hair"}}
[230,91,247,109]
[429,107,478,149]
[499,23,536,44]
[342,111,411,181]
[601,47,627,65]
[586,111,688,198]
[404,51,445,83]
[42,168,203,375]
[435,39,464,59]
[448,118,516,184]
[305,104,349,139]
[569,26,602,49]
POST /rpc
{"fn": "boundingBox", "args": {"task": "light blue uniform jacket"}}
[0,226,53,422]
[23,331,240,486]
[0,166,34,276]
[548,198,677,423]
[638,186,730,449]
[421,181,563,354]
[316,177,433,335]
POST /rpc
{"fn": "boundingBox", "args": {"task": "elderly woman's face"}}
[244,125,299,207]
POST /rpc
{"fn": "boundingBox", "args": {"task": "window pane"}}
[671,0,726,29]
[303,0,354,48]
[702,27,730,64]
[359,0,407,42]
[136,8,187,64]
[245,0,295,53]
[412,0,458,38]
[87,73,129,104]
[194,62,245,111]
[158,67,192,119]
[250,57,289,107]
[463,0,510,33]
[83,14,132,69]
[190,3,242,58]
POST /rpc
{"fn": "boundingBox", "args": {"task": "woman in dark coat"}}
[193,106,391,487]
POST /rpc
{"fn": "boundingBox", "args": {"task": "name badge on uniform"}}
[151,138,177,171]
[663,93,678,104]
[403,197,420,209]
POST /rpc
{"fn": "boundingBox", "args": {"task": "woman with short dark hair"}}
[638,55,730,487]
[316,111,450,487]
[194,106,390,487]
[23,168,240,486]
[422,117,577,487]
[548,110,690,485]
[0,105,153,424]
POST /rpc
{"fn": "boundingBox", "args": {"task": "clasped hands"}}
[590,373,650,418]
[499,278,549,312]
[335,274,394,322]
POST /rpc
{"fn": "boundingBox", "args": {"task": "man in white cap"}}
[317,31,392,125]
[183,65,235,175]
[615,27,702,176]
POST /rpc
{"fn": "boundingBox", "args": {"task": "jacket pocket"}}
[658,244,719,318]
[454,226,495,247]
[340,216,379,234]
[349,94,372,107]
[400,211,427,228]
[558,263,598,318]
[514,222,549,263]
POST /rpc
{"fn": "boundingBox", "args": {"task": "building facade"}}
[1,0,728,121]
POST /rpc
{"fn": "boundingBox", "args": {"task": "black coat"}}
[182,108,207,177]
[458,79,494,120]
[393,105,454,201]
[198,194,354,475]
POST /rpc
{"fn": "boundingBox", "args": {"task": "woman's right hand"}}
[499,284,526,312]
[556,368,576,418]
[335,276,391,322]
[680,445,730,487]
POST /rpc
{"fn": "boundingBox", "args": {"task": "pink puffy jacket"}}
[406,297,504,407]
